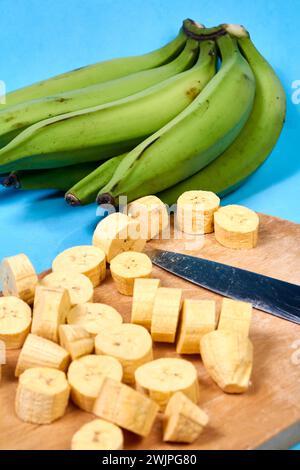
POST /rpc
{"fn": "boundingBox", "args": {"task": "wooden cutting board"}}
[1,213,300,450]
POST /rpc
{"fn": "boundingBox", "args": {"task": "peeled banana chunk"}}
[127,195,169,240]
[214,204,259,249]
[0,253,38,305]
[110,251,153,296]
[131,278,161,330]
[218,298,252,337]
[67,302,123,337]
[177,190,220,235]
[41,271,94,306]
[58,324,94,360]
[71,419,124,450]
[151,287,182,343]
[0,296,32,349]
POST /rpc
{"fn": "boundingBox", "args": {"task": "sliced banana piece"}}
[67,354,123,412]
[0,297,32,349]
[176,299,216,355]
[52,245,106,288]
[135,357,199,410]
[71,419,124,450]
[163,391,209,443]
[67,302,123,337]
[110,251,152,296]
[15,367,70,424]
[41,271,93,306]
[218,298,252,337]
[214,205,259,249]
[31,286,71,343]
[15,333,70,377]
[151,288,182,343]
[59,325,94,360]
[128,195,169,240]
[93,212,146,263]
[93,377,159,437]
[200,330,253,393]
[131,278,161,330]
[0,253,38,305]
[177,190,220,234]
[95,323,153,384]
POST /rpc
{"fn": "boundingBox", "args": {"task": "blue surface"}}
[0,0,299,449]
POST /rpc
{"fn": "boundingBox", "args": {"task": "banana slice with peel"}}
[131,278,161,330]
[93,377,159,437]
[52,245,106,288]
[135,357,199,410]
[214,205,259,249]
[127,195,169,240]
[176,190,220,234]
[200,330,253,393]
[218,298,252,337]
[0,253,38,305]
[41,271,94,306]
[163,391,209,443]
[31,286,71,343]
[95,323,153,384]
[71,419,124,450]
[15,367,70,424]
[176,299,216,354]
[151,287,182,343]
[67,302,123,337]
[15,333,70,377]
[0,297,32,349]
[110,251,152,296]
[93,212,146,263]
[68,354,123,412]
[59,325,94,360]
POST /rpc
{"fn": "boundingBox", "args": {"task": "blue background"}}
[0,0,299,449]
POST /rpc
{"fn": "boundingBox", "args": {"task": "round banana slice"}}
[71,419,124,450]
[95,323,153,384]
[58,325,94,360]
[110,251,152,296]
[214,205,259,249]
[15,367,70,424]
[128,195,169,240]
[41,271,94,306]
[135,357,199,410]
[93,212,146,263]
[52,245,106,288]
[0,253,38,305]
[67,354,123,412]
[0,297,32,349]
[177,190,220,234]
[67,303,123,337]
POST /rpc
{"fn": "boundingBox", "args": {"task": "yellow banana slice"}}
[93,212,146,263]
[214,205,259,249]
[41,271,93,306]
[163,391,209,443]
[71,419,124,450]
[176,299,216,354]
[0,253,38,305]
[131,278,161,330]
[177,190,220,234]
[200,330,253,393]
[218,298,252,337]
[93,377,159,437]
[110,251,152,296]
[67,354,123,412]
[0,296,32,349]
[151,287,182,343]
[52,245,106,288]
[15,333,70,377]
[67,302,123,337]
[95,323,153,384]
[127,195,169,240]
[31,286,71,343]
[15,367,70,424]
[135,357,199,410]
[59,325,94,360]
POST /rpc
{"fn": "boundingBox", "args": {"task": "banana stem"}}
[183,19,226,41]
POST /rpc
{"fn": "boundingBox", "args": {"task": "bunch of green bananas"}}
[0,20,286,207]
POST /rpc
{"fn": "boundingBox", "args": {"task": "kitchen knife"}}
[147,248,300,324]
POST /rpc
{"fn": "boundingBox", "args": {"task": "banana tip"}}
[97,193,116,206]
[1,173,19,188]
[65,193,81,206]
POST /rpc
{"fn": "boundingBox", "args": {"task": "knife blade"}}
[147,248,300,324]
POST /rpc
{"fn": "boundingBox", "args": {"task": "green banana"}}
[65,154,126,206]
[97,31,256,205]
[157,24,286,205]
[0,39,198,148]
[3,29,187,108]
[0,38,216,173]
